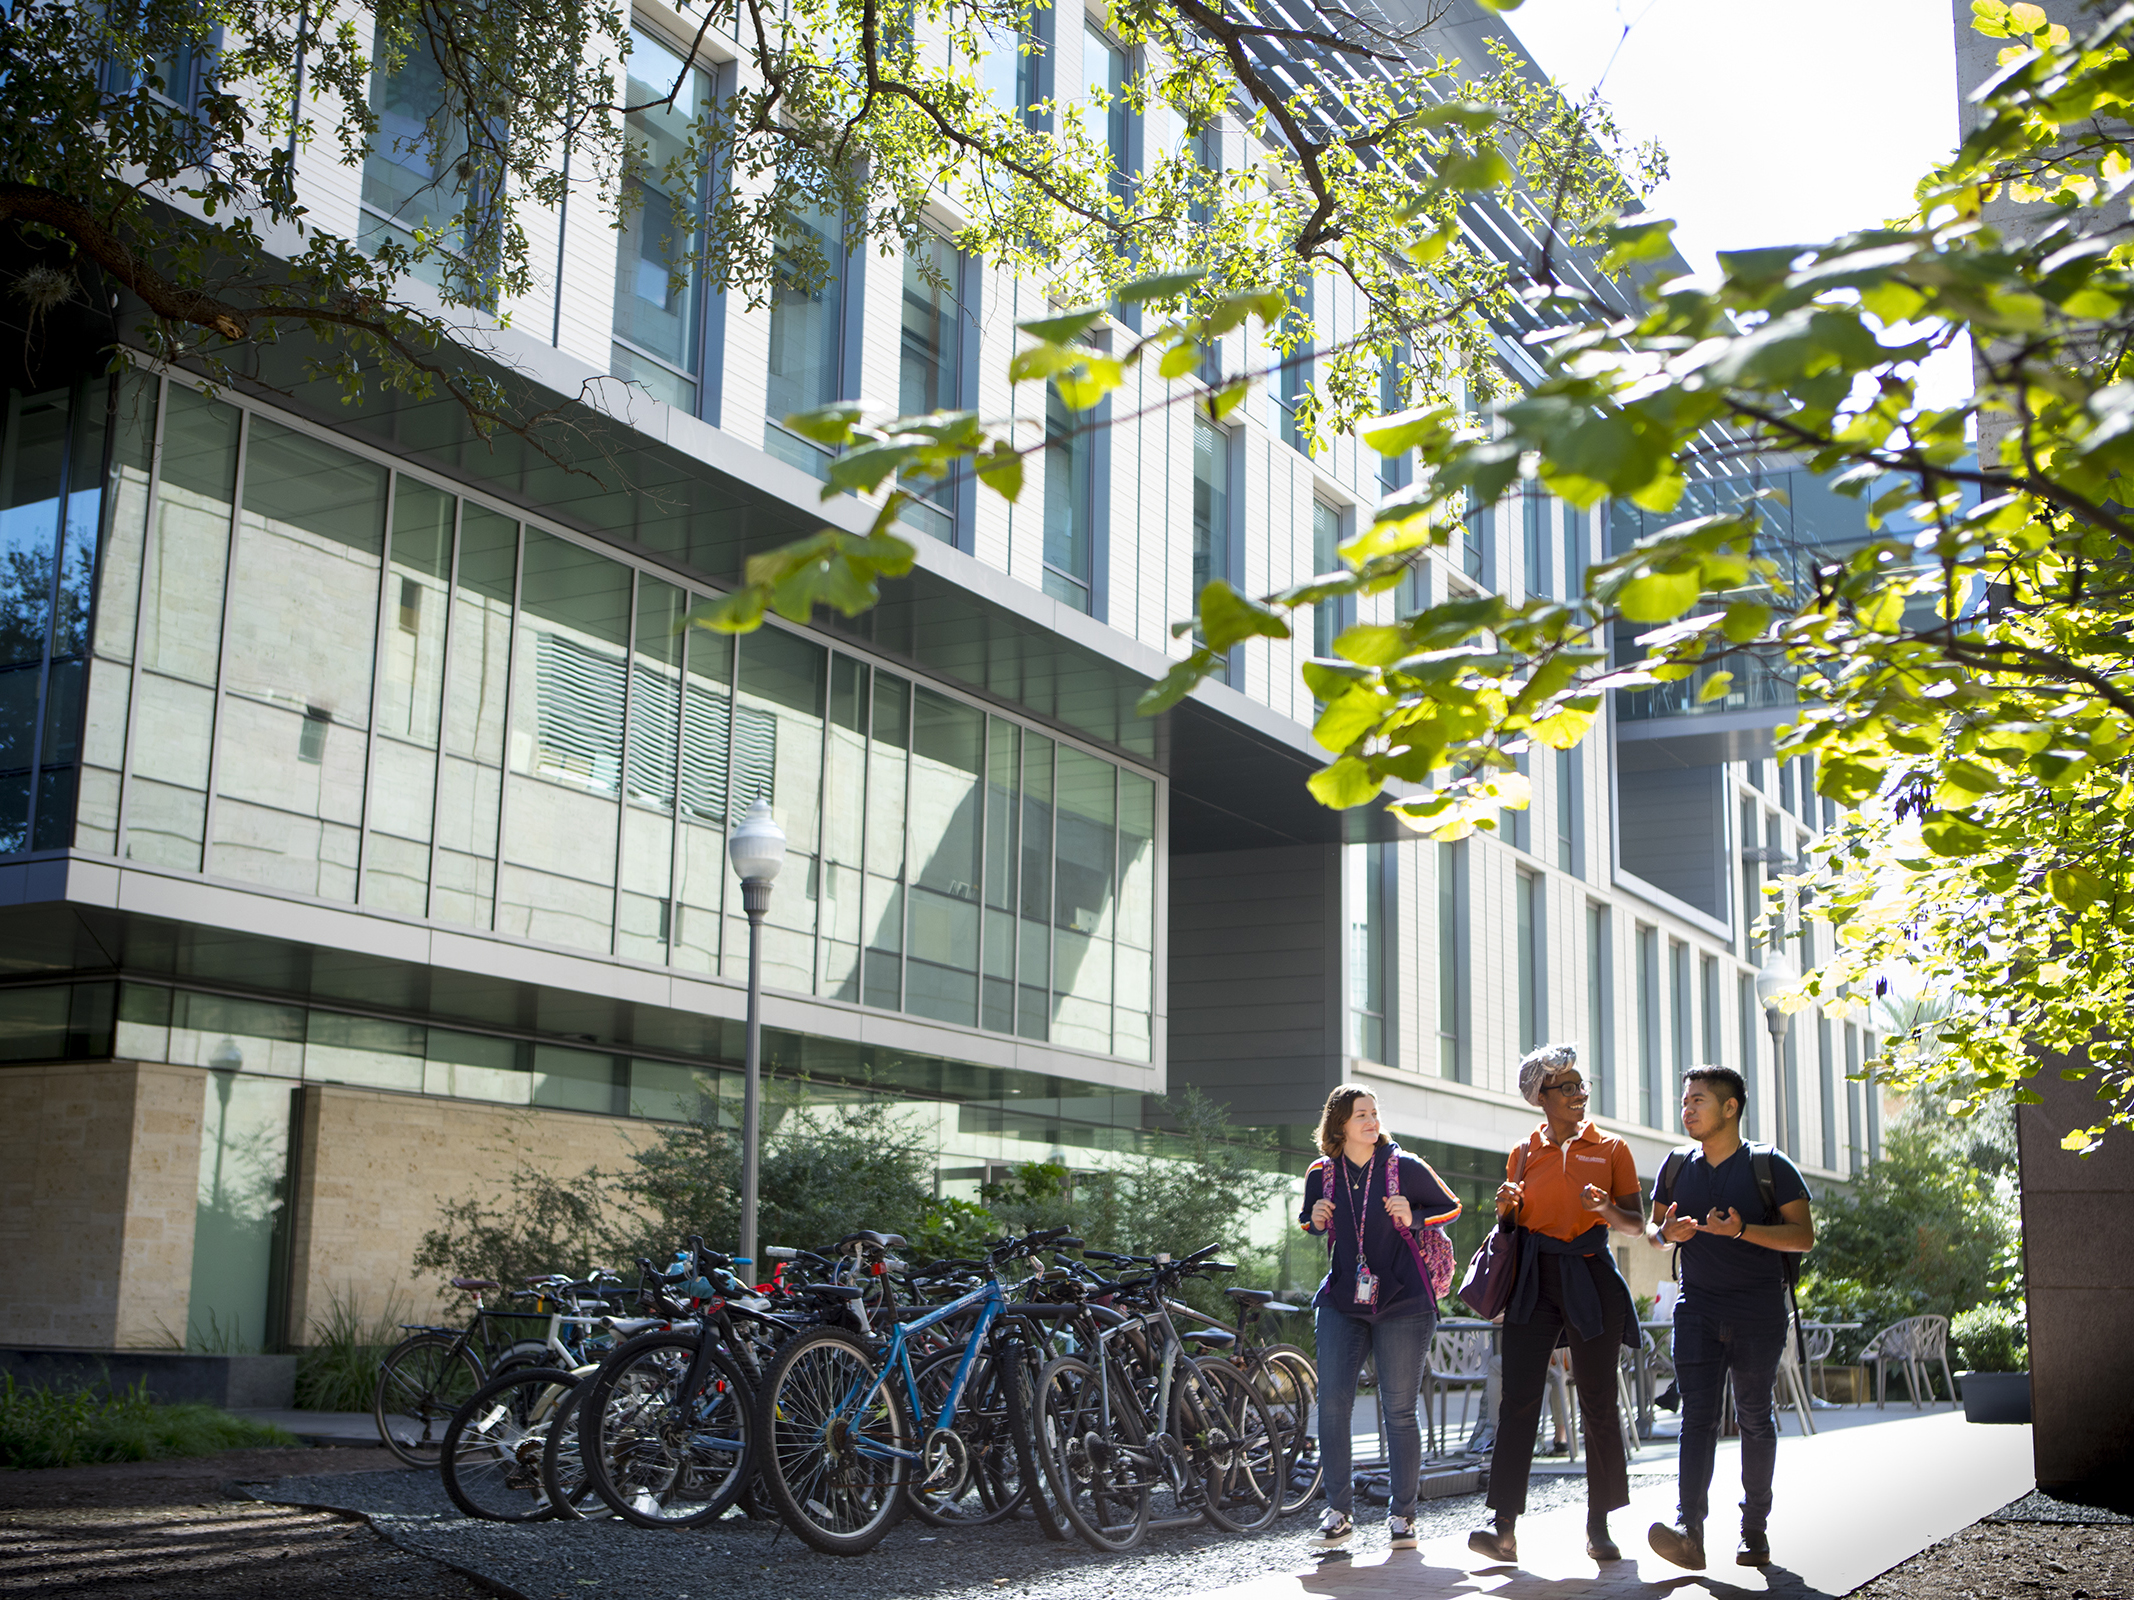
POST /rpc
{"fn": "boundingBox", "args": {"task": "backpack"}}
[1311,1144,1458,1302]
[1654,1141,1807,1363]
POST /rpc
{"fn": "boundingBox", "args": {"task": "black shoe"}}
[1467,1525,1517,1563]
[1587,1520,1621,1561]
[1654,1382,1680,1412]
[1738,1530,1771,1567]
[1648,1520,1706,1570]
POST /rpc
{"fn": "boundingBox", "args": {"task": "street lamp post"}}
[728,798,787,1268]
[1755,954,1795,1151]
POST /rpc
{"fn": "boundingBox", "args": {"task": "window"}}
[1739,796,1761,959]
[1636,925,1659,1125]
[1277,277,1316,455]
[1818,1014,1837,1170]
[1586,904,1612,1117]
[1500,748,1530,852]
[1438,841,1466,1080]
[359,43,498,302]
[1081,23,1133,206]
[1378,352,1412,493]
[1522,489,1550,598]
[1739,972,1760,1140]
[1043,385,1093,613]
[1191,419,1231,673]
[1562,505,1586,598]
[1311,500,1343,656]
[765,203,848,474]
[980,4,1049,126]
[1670,939,1691,1131]
[1460,495,1491,584]
[1555,746,1579,875]
[1347,843,1386,1061]
[1781,1026,1801,1158]
[1779,758,1795,814]
[1516,870,1541,1053]
[897,233,965,544]
[610,30,711,412]
[1865,1032,1881,1159]
[1845,1023,1863,1173]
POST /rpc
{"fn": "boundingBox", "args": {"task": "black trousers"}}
[1486,1251,1630,1517]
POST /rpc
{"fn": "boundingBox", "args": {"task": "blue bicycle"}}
[753,1226,1082,1555]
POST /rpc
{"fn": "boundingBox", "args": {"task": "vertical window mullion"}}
[354,471,399,900]
[421,494,464,919]
[113,373,170,865]
[196,406,252,875]
[487,520,527,934]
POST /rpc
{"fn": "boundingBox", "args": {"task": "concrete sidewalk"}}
[1195,1410,2032,1600]
[235,1409,394,1447]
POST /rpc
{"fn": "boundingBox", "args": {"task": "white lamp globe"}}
[1754,953,1794,1012]
[729,798,787,884]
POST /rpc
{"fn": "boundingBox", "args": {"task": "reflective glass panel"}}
[820,656,867,1000]
[1052,746,1113,1051]
[669,620,730,975]
[864,672,908,1010]
[618,573,685,963]
[1017,732,1052,1039]
[982,718,1018,1032]
[728,628,823,992]
[611,29,710,410]
[906,688,981,1026]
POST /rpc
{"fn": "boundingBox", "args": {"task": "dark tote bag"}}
[1457,1145,1528,1319]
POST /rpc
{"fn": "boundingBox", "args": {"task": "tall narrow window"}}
[1311,500,1343,656]
[360,42,496,301]
[1461,495,1491,584]
[765,204,847,474]
[1347,843,1386,1061]
[1081,24,1133,206]
[1378,351,1411,493]
[1042,386,1093,613]
[979,2,1047,126]
[1844,1023,1863,1173]
[1561,504,1585,597]
[1555,746,1579,875]
[611,31,711,412]
[1818,1014,1837,1170]
[1636,925,1659,1125]
[1670,940,1691,1131]
[1779,758,1795,814]
[1701,953,1722,1065]
[1438,841,1465,1081]
[1516,870,1541,1053]
[1192,419,1231,675]
[1501,748,1530,852]
[1782,1026,1801,1158]
[1523,489,1550,598]
[1739,972,1760,1141]
[897,233,964,544]
[1586,903,1612,1117]
[1277,277,1316,455]
[1740,796,1762,959]
[1865,1032,1881,1160]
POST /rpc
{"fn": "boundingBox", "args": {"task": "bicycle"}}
[372,1271,623,1467]
[1158,1278,1320,1517]
[752,1226,1082,1556]
[1034,1244,1286,1552]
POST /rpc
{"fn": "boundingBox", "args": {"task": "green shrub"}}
[1,1376,296,1469]
[1951,1303,2028,1373]
[294,1285,410,1412]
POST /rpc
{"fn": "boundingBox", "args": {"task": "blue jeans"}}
[1314,1303,1434,1519]
[1673,1305,1789,1534]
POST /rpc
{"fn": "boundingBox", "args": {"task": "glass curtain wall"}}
[611,29,711,411]
[69,381,1160,1062]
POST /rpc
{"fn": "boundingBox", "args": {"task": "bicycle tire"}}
[441,1366,576,1522]
[905,1346,1024,1527]
[373,1333,484,1468]
[538,1379,615,1520]
[755,1325,913,1556]
[1176,1355,1284,1535]
[997,1331,1067,1542]
[1034,1355,1150,1553]
[578,1330,754,1528]
[1251,1345,1321,1515]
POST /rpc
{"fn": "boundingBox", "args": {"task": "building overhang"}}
[1613,705,1794,772]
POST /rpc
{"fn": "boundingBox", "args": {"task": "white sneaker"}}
[1315,1509,1354,1546]
[1388,1515,1418,1549]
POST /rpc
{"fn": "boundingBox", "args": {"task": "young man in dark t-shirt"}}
[1644,1065,1815,1572]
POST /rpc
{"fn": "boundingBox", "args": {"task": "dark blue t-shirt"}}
[1654,1142,1810,1322]
[1299,1146,1461,1321]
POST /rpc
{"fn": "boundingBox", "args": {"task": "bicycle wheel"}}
[578,1330,754,1528]
[996,1332,1067,1542]
[1034,1356,1150,1553]
[373,1333,484,1468]
[908,1342,1038,1527]
[441,1366,576,1522]
[1176,1355,1284,1534]
[755,1326,913,1556]
[1252,1345,1321,1515]
[538,1379,615,1520]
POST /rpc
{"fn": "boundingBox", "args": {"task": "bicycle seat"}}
[1224,1287,1275,1307]
[1263,1300,1306,1316]
[1185,1328,1237,1347]
[802,1283,866,1301]
[452,1277,501,1292]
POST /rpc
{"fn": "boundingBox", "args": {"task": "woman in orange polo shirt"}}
[1467,1043,1646,1567]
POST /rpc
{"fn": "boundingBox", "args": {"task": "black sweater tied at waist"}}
[1505,1224,1639,1351]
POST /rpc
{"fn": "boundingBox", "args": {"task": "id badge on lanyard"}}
[1354,1265,1379,1307]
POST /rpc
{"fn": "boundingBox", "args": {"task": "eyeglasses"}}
[1541,1079,1588,1097]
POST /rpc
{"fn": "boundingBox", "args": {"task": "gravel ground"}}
[0,1448,489,1600]
[245,1465,1591,1600]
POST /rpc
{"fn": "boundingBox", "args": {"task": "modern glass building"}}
[0,0,1879,1368]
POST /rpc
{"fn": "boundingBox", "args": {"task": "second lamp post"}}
[728,797,786,1268]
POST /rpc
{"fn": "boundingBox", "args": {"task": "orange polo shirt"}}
[1508,1121,1640,1242]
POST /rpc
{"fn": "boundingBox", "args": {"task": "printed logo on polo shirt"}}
[1572,1150,1609,1166]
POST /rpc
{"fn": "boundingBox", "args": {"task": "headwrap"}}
[1518,1042,1579,1107]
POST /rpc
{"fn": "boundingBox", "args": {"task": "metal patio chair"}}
[1858,1314,1958,1409]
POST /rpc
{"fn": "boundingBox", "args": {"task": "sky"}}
[1497,0,1972,404]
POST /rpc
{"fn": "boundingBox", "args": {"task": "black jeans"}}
[1486,1252,1629,1518]
[1672,1304,1788,1535]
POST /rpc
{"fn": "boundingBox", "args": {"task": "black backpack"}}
[1654,1141,1807,1365]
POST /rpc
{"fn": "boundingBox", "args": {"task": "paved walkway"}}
[234,1408,391,1446]
[1189,1411,2033,1600]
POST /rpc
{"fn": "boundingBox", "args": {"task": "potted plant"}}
[1951,1304,2030,1424]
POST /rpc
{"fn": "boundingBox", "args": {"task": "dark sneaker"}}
[1738,1530,1771,1567]
[1587,1532,1623,1561]
[1314,1509,1353,1547]
[1648,1520,1707,1570]
[1467,1525,1517,1563]
[1388,1515,1418,1549]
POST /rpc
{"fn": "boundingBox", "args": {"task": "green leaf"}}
[1116,269,1207,305]
[1158,340,1201,380]
[1615,569,1702,622]
[1207,381,1252,421]
[1199,581,1291,653]
[1696,671,1735,704]
[1920,814,1992,857]
[1054,356,1125,411]
[976,446,1024,503]
[1313,688,1387,752]
[1528,704,1596,749]
[2045,866,2104,914]
[686,589,768,634]
[1333,623,1408,666]
[1436,147,1512,191]
[1302,658,1372,701]
[1306,755,1382,809]
[1720,601,1770,643]
[1600,217,1678,274]
[783,404,864,446]
[1138,651,1219,716]
[1411,101,1501,135]
[1018,306,1106,344]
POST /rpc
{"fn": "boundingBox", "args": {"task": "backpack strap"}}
[1654,1143,1696,1285]
[1746,1143,1810,1365]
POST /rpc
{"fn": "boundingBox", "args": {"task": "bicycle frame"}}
[835,1276,1008,1465]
